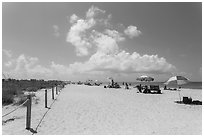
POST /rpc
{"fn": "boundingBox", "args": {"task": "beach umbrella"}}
[164,76,189,102]
[107,77,114,86]
[136,75,154,82]
[164,76,189,85]
[107,77,114,82]
[107,77,113,80]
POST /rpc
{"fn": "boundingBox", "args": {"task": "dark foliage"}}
[2,79,66,105]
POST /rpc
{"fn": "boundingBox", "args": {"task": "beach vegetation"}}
[2,79,65,105]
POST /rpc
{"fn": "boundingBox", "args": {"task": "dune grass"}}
[2,79,65,105]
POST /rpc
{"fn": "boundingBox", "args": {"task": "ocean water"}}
[102,82,202,89]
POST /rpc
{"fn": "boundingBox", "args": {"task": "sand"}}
[2,84,202,135]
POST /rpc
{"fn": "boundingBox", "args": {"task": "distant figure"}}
[143,85,150,93]
[122,82,125,85]
[136,84,142,92]
[164,85,167,90]
[125,83,129,89]
[111,79,114,87]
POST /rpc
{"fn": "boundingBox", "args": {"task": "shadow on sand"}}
[26,128,37,134]
[175,100,202,105]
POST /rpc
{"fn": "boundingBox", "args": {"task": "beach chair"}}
[136,85,142,92]
[183,97,192,104]
[143,86,151,93]
[150,85,161,94]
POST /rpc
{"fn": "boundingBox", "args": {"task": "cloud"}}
[66,5,176,75]
[3,49,12,58]
[104,29,125,42]
[199,67,202,75]
[66,5,109,57]
[86,5,105,18]
[3,5,177,80]
[70,14,79,24]
[69,51,176,74]
[3,54,53,79]
[92,30,120,55]
[5,61,13,67]
[15,55,53,78]
[3,49,15,69]
[53,25,60,37]
[3,53,74,80]
[124,25,141,38]
[67,18,95,56]
[50,61,72,75]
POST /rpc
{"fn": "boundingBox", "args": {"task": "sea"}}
[102,82,202,89]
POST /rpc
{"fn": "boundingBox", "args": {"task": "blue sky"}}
[2,2,202,82]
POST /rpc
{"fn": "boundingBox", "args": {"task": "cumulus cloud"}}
[199,67,202,75]
[92,30,119,55]
[66,5,176,75]
[104,29,125,42]
[3,49,15,69]
[67,18,95,56]
[5,61,12,67]
[124,25,141,38]
[4,6,176,80]
[86,5,105,18]
[50,61,72,75]
[53,25,60,37]
[69,51,176,74]
[66,5,108,56]
[70,14,79,24]
[3,49,12,58]
[14,55,53,78]
[3,54,53,79]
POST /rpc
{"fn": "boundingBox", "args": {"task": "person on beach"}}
[125,83,129,89]
[137,84,142,92]
[164,85,167,90]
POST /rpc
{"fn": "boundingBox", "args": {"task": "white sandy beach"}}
[2,84,202,135]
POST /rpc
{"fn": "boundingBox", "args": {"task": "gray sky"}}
[2,2,202,82]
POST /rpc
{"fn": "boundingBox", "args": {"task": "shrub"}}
[13,94,27,106]
[2,79,67,105]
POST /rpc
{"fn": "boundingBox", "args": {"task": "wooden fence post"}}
[56,86,58,95]
[45,89,47,108]
[52,87,54,100]
[26,95,32,130]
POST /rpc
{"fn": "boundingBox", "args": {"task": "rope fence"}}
[2,99,29,118]
[2,84,66,133]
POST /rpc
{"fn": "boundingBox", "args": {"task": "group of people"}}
[104,79,132,89]
[122,82,130,89]
[135,84,162,94]
[104,79,121,88]
[105,79,162,94]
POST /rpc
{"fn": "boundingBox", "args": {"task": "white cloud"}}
[86,5,105,18]
[3,49,12,58]
[68,51,176,74]
[124,25,141,38]
[53,25,60,37]
[104,29,125,42]
[70,14,79,24]
[4,6,176,80]
[199,67,202,75]
[51,61,72,75]
[3,54,53,79]
[67,6,111,56]
[66,5,176,75]
[67,18,95,56]
[5,61,12,67]
[92,30,119,55]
